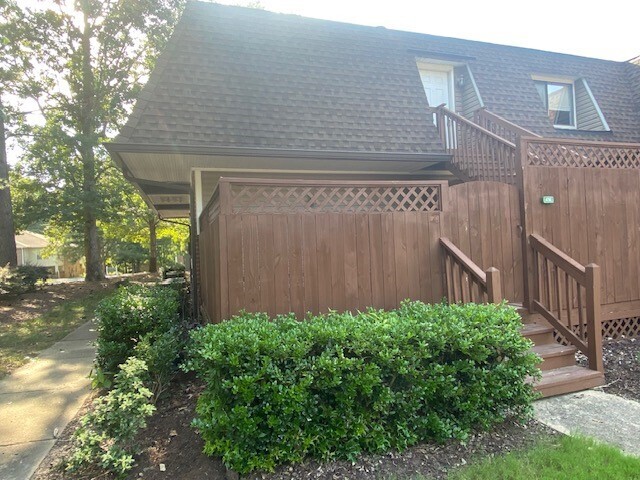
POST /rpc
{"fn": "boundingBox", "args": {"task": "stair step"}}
[532,344,576,370]
[533,365,605,398]
[521,323,554,345]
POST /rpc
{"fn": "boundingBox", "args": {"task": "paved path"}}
[534,389,640,457]
[0,319,97,480]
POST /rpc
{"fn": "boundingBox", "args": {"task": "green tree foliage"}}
[5,0,184,280]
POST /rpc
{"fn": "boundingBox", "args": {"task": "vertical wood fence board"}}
[368,214,385,309]
[243,215,260,312]
[225,214,245,317]
[257,215,276,317]
[355,214,373,308]
[342,213,359,310]
[429,214,445,301]
[301,215,319,315]
[381,213,398,310]
[315,214,332,313]
[287,214,305,319]
[406,212,422,302]
[329,214,347,312]
[393,213,410,305]
[417,213,434,302]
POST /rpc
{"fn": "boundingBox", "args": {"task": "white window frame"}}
[532,75,577,130]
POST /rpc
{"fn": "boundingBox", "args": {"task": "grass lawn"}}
[0,289,111,378]
[445,435,640,480]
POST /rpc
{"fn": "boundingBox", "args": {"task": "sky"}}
[221,0,639,61]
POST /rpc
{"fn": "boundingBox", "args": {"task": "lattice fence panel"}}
[554,316,640,345]
[229,184,442,214]
[527,142,640,168]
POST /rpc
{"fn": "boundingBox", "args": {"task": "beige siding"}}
[575,79,607,131]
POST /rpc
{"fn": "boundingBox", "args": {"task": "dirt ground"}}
[0,272,159,325]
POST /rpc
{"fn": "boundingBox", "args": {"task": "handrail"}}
[529,234,586,283]
[431,105,518,185]
[440,237,502,304]
[433,106,516,148]
[474,108,541,143]
[529,233,603,372]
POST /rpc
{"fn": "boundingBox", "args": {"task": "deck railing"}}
[473,108,541,144]
[530,234,603,372]
[432,105,518,185]
[440,237,502,304]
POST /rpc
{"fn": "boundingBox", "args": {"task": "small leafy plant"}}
[185,301,540,474]
[0,264,49,295]
[94,284,182,377]
[66,357,156,478]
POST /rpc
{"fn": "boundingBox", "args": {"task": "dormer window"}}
[532,75,609,131]
[535,80,575,128]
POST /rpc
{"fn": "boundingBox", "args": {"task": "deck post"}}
[585,263,603,372]
[485,267,502,304]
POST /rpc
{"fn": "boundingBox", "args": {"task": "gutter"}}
[103,142,451,163]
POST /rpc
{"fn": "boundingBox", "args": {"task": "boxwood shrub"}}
[185,301,540,474]
[95,284,182,376]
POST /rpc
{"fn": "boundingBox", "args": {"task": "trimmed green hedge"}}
[185,301,540,473]
[95,284,182,376]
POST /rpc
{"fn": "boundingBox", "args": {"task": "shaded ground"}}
[599,337,640,402]
[0,280,112,326]
[32,373,557,480]
[30,335,640,479]
[0,273,160,377]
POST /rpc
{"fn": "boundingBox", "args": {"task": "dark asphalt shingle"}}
[115,2,640,152]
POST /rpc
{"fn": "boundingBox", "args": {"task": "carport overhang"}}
[104,142,453,221]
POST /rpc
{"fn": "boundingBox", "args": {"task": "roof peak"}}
[186,1,625,64]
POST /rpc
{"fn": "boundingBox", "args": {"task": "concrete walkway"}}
[0,319,97,480]
[534,390,640,457]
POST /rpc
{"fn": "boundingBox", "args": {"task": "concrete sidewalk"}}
[0,319,97,480]
[534,389,640,457]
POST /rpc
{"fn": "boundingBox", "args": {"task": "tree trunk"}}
[0,99,18,267]
[148,217,158,273]
[80,4,104,282]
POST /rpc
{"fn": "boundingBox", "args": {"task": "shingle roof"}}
[114,2,640,153]
[15,231,48,249]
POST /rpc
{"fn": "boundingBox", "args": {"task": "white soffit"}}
[120,152,443,184]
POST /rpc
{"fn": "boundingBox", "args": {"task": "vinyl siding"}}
[575,78,607,131]
[455,65,483,118]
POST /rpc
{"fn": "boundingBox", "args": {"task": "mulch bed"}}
[598,337,640,402]
[34,333,640,479]
[31,372,558,480]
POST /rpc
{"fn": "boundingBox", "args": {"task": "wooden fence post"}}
[516,137,532,311]
[585,263,604,372]
[485,267,502,304]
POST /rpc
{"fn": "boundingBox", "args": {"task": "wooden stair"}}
[518,308,605,397]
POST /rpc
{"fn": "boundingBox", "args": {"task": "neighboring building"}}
[107,2,640,396]
[15,231,84,278]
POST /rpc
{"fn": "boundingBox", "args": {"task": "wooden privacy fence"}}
[520,137,640,308]
[198,178,522,322]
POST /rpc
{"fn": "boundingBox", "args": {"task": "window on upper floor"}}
[532,75,610,131]
[535,80,575,128]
